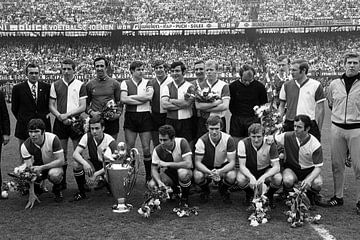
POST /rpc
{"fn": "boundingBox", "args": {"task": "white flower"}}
[250,220,259,227]
[262,218,268,224]
[154,199,161,206]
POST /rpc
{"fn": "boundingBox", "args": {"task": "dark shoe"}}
[243,192,252,207]
[94,179,107,191]
[60,183,67,191]
[267,194,276,209]
[221,192,232,205]
[83,183,91,192]
[199,192,210,204]
[54,191,63,203]
[229,184,242,192]
[325,196,344,207]
[179,197,189,208]
[70,192,87,202]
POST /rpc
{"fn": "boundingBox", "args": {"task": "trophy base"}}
[112,203,133,213]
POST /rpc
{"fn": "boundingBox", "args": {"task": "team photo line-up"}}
[0,53,359,216]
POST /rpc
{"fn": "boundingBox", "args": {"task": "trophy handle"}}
[124,148,140,196]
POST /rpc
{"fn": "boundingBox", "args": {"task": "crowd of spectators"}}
[0,35,257,78]
[258,0,360,22]
[1,32,360,80]
[0,0,359,25]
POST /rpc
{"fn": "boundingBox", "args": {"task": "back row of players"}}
[3,54,360,213]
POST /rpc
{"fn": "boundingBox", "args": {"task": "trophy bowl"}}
[104,142,139,213]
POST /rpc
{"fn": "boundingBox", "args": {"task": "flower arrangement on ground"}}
[284,185,321,228]
[2,163,39,196]
[70,116,89,136]
[248,183,270,226]
[138,186,173,218]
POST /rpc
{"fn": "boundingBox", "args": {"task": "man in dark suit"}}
[0,90,10,198]
[11,63,51,155]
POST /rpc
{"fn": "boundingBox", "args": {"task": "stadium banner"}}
[245,19,355,28]
[0,24,116,31]
[131,23,218,30]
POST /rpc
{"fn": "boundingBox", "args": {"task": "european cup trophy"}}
[103,142,139,213]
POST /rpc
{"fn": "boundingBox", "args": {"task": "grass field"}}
[1,103,359,240]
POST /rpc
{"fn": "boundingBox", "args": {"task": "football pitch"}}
[1,103,359,240]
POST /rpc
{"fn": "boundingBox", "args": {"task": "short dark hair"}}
[130,61,144,74]
[152,60,169,71]
[194,60,205,66]
[248,123,265,136]
[89,115,105,127]
[291,59,309,74]
[158,125,176,139]
[170,61,186,74]
[277,55,290,64]
[93,57,109,67]
[294,114,312,129]
[28,118,46,133]
[239,64,255,78]
[206,115,223,129]
[343,52,360,64]
[62,59,76,70]
[25,63,40,75]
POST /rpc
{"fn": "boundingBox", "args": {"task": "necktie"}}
[31,83,37,101]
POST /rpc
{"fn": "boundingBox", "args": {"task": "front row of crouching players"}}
[72,115,117,201]
[147,124,193,207]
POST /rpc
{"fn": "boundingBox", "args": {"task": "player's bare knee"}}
[178,168,192,182]
[271,173,283,187]
[236,172,248,188]
[225,170,236,184]
[48,168,63,184]
[312,175,323,189]
[72,160,83,170]
[193,170,205,184]
[147,179,157,190]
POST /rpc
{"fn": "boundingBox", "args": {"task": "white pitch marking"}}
[311,224,337,240]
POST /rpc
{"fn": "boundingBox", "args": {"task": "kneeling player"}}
[147,125,193,207]
[193,115,236,204]
[274,114,324,206]
[21,119,65,208]
[72,115,117,201]
[236,123,282,208]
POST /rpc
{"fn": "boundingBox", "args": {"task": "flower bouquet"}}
[248,183,271,227]
[185,86,220,103]
[101,99,121,121]
[253,103,283,136]
[3,164,39,196]
[284,185,321,228]
[70,116,89,136]
[138,186,173,218]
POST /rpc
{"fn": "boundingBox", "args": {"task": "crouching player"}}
[147,125,193,207]
[72,115,117,201]
[21,119,65,208]
[193,116,236,204]
[236,123,282,208]
[274,114,324,206]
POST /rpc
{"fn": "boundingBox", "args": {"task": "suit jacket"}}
[0,90,10,142]
[11,81,51,140]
